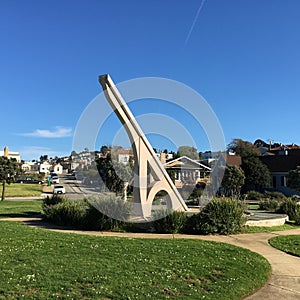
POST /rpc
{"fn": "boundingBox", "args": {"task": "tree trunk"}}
[1,180,5,201]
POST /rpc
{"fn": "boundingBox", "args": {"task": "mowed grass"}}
[0,200,42,218]
[242,223,300,234]
[0,221,270,300]
[2,183,42,197]
[269,235,300,257]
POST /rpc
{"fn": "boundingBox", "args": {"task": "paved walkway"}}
[2,217,300,300]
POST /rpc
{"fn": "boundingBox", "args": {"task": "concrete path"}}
[2,217,300,300]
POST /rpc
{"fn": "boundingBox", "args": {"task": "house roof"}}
[118,149,133,155]
[224,154,242,167]
[164,156,211,171]
[260,155,300,173]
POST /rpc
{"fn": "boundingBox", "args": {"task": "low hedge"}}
[42,195,131,231]
[43,196,251,235]
[279,198,298,221]
[259,199,281,211]
[152,209,187,234]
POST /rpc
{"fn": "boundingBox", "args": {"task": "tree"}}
[254,139,269,148]
[221,165,245,196]
[287,167,300,192]
[40,155,48,162]
[96,154,132,194]
[100,145,110,155]
[228,139,260,158]
[241,156,271,191]
[177,146,199,160]
[0,157,22,200]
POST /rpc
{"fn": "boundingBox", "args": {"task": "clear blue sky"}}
[1,0,300,161]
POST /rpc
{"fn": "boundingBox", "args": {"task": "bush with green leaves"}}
[186,198,247,235]
[264,191,286,200]
[43,194,65,207]
[246,191,263,200]
[152,209,187,234]
[279,198,298,221]
[294,206,300,225]
[83,200,130,231]
[259,199,280,211]
[42,195,131,231]
[42,199,86,227]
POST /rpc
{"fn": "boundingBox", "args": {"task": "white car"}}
[51,176,59,184]
[53,185,66,194]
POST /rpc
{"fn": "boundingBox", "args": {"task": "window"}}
[281,176,286,187]
[273,176,277,188]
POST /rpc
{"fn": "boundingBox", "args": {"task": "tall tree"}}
[0,157,22,200]
[96,154,132,194]
[228,139,260,158]
[241,156,271,191]
[287,167,300,192]
[177,146,199,160]
[221,165,245,196]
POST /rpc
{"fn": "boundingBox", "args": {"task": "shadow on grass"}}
[0,212,42,218]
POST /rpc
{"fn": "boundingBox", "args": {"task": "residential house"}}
[21,161,37,173]
[164,156,211,188]
[118,149,133,164]
[201,153,242,169]
[39,161,51,174]
[260,146,300,196]
[0,146,21,162]
[51,163,63,174]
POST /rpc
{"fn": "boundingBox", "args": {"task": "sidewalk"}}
[2,217,300,300]
[5,195,47,200]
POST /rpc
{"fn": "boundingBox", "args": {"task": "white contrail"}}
[185,0,206,45]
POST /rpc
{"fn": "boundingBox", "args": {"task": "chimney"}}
[4,146,9,157]
[160,152,166,164]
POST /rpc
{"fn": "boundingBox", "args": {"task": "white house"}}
[0,146,21,162]
[164,156,211,188]
[39,162,51,174]
[52,163,63,174]
[21,161,37,173]
[118,149,133,164]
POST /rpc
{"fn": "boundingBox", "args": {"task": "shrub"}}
[83,203,128,231]
[246,191,263,200]
[264,191,286,200]
[43,196,131,231]
[292,195,300,201]
[259,199,280,211]
[279,198,298,220]
[152,209,187,234]
[186,198,247,235]
[43,194,64,206]
[87,196,131,221]
[42,199,86,227]
[294,206,300,225]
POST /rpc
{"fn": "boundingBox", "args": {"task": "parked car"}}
[50,172,58,178]
[50,176,59,184]
[15,177,44,184]
[53,185,65,194]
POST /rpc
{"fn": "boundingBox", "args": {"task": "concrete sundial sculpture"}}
[99,74,188,218]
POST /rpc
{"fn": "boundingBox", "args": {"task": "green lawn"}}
[242,223,300,234]
[269,235,300,257]
[0,200,42,218]
[2,183,42,197]
[0,221,270,299]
